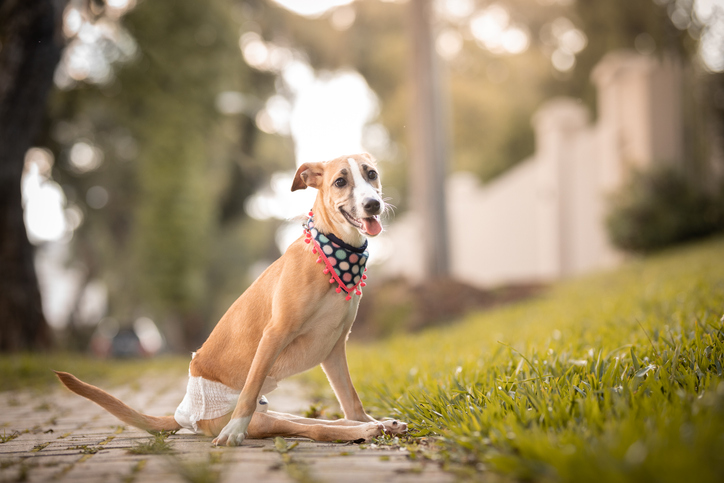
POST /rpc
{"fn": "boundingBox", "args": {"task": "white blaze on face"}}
[347,157,381,211]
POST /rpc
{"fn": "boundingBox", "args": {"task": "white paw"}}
[380,419,408,435]
[212,416,251,447]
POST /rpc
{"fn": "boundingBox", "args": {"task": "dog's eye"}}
[368,170,378,181]
[334,178,347,188]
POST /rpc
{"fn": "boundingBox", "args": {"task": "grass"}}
[173,453,222,483]
[273,437,315,483]
[3,236,723,481]
[127,433,175,455]
[0,353,188,392]
[0,430,20,443]
[331,235,724,482]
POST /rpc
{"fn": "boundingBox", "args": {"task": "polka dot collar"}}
[303,211,368,301]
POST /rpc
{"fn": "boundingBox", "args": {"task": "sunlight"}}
[695,0,724,72]
[55,3,137,89]
[243,67,382,255]
[235,21,383,254]
[436,28,464,60]
[291,71,378,164]
[330,6,356,30]
[21,148,71,244]
[69,141,104,173]
[271,0,354,18]
[469,4,530,56]
[243,65,380,250]
[436,0,475,22]
[540,17,588,72]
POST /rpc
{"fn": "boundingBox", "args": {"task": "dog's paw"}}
[357,421,387,441]
[213,416,251,447]
[380,419,408,435]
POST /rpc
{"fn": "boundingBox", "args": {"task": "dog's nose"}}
[363,198,381,215]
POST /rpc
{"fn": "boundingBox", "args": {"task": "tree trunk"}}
[407,0,450,278]
[0,0,65,351]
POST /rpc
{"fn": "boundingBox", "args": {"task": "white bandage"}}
[174,376,238,433]
[173,372,277,433]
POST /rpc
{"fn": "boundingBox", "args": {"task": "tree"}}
[44,0,294,351]
[407,0,450,277]
[0,0,65,351]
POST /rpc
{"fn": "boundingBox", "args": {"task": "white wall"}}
[381,51,683,288]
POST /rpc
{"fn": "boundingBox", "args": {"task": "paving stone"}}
[1,372,455,483]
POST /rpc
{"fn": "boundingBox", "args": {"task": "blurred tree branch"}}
[0,0,66,351]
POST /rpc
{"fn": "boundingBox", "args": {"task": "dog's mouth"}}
[340,209,382,236]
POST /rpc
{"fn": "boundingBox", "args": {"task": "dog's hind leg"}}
[196,414,231,437]
[195,395,272,437]
[265,410,408,434]
[265,410,365,426]
[246,411,385,442]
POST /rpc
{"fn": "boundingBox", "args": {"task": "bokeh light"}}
[21,148,71,244]
[469,4,530,56]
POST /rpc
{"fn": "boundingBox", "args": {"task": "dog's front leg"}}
[213,325,293,446]
[321,337,408,436]
[321,337,375,422]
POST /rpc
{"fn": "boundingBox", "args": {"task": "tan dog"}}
[56,153,407,446]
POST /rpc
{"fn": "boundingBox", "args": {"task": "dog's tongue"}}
[362,216,382,236]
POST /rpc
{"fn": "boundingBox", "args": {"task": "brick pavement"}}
[0,372,453,483]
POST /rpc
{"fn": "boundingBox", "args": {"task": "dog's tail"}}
[54,371,182,433]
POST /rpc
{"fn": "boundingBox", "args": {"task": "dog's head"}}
[291,153,385,244]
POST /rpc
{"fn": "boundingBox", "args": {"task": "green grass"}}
[0,354,188,392]
[338,236,724,482]
[127,433,175,455]
[173,453,222,483]
[3,236,723,481]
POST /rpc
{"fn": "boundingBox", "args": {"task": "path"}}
[0,371,453,482]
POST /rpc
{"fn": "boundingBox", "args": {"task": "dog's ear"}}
[291,162,324,191]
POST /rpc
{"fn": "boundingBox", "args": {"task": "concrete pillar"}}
[531,98,590,280]
[591,51,684,191]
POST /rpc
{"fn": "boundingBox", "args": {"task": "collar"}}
[303,211,368,301]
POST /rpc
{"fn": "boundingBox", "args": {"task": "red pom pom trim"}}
[304,210,369,302]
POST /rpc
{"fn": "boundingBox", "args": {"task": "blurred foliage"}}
[554,0,693,106]
[302,235,724,482]
[268,0,694,201]
[606,165,724,252]
[0,352,187,392]
[43,0,295,350]
[38,0,709,351]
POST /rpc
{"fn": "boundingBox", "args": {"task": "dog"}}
[56,153,408,446]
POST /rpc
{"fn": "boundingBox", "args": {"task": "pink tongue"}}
[362,217,382,236]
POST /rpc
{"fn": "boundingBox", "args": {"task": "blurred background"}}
[1,0,723,355]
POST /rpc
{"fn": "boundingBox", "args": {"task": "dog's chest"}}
[271,291,359,379]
